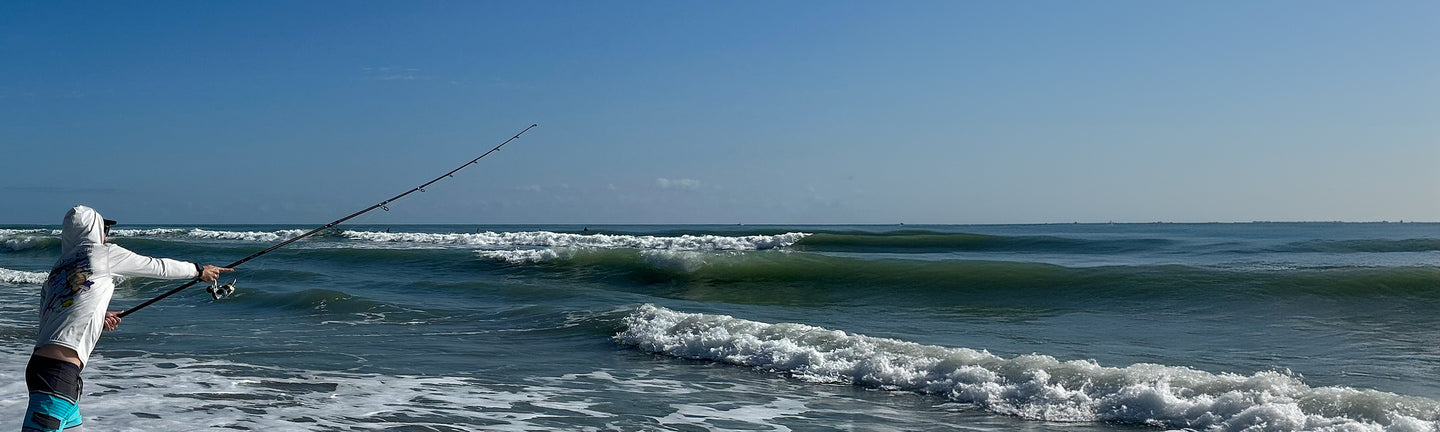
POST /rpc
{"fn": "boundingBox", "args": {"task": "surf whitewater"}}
[1,223,1437,431]
[618,304,1440,432]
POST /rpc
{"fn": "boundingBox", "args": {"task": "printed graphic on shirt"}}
[45,252,93,310]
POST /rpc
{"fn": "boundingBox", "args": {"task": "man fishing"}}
[22,205,233,432]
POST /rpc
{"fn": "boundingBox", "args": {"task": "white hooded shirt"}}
[36,205,200,367]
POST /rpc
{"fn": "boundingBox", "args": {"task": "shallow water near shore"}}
[2,223,1438,431]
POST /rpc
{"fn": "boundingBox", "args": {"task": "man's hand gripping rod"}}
[117,124,538,318]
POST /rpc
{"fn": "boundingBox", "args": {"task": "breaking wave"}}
[478,248,566,264]
[474,249,1440,303]
[0,267,47,286]
[346,230,809,251]
[111,228,310,243]
[617,304,1440,432]
[0,229,58,252]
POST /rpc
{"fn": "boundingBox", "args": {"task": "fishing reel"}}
[207,279,237,300]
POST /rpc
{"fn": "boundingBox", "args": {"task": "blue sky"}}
[2,1,1436,224]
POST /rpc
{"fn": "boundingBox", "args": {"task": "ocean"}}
[0,223,1437,431]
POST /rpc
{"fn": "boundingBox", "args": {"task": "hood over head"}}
[60,205,107,257]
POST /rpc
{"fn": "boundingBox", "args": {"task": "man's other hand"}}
[200,265,235,283]
[104,311,122,331]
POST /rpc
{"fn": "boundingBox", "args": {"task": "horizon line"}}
[4,220,1437,227]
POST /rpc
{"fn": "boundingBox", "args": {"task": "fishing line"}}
[118,123,538,318]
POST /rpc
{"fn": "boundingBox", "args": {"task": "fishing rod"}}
[118,123,538,318]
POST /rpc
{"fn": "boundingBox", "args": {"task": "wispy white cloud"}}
[655,178,702,190]
[362,66,423,81]
[515,184,543,192]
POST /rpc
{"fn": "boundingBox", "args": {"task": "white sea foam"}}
[346,230,809,251]
[659,397,809,430]
[475,247,753,269]
[108,228,190,237]
[0,267,47,286]
[616,304,1440,432]
[0,229,57,236]
[188,228,308,242]
[7,227,808,252]
[0,352,607,431]
[0,345,827,432]
[110,228,308,242]
[479,248,567,264]
[461,231,807,265]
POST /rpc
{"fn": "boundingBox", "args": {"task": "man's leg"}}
[22,393,81,432]
[22,355,83,432]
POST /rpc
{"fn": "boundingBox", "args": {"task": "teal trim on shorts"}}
[23,393,82,432]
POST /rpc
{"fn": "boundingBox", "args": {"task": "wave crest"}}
[478,249,566,264]
[0,267,47,285]
[0,230,57,251]
[111,228,309,243]
[348,231,808,251]
[616,304,1440,432]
